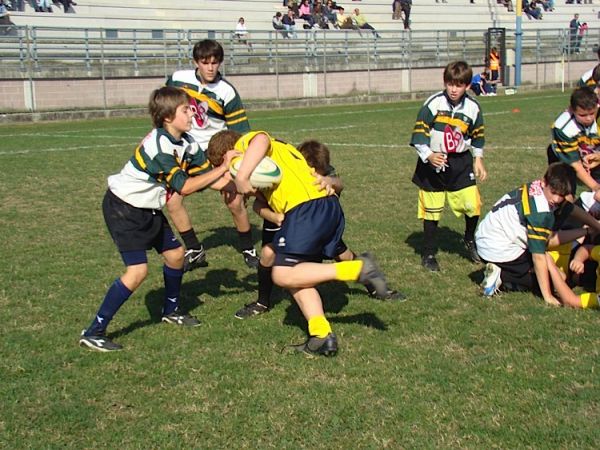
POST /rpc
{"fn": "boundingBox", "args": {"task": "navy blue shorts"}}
[273,196,346,266]
[102,190,181,258]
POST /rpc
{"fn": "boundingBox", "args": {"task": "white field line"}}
[0,102,551,156]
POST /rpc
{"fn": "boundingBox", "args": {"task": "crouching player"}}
[207,130,395,356]
[79,87,237,352]
[475,163,600,306]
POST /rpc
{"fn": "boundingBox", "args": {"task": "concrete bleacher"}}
[7,0,600,34]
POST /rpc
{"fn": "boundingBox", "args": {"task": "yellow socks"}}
[334,260,363,281]
[308,315,332,338]
[579,292,599,309]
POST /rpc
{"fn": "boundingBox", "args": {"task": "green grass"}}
[1,90,599,449]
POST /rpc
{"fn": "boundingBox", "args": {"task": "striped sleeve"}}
[410,103,435,147]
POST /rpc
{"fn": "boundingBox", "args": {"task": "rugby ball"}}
[229,155,282,189]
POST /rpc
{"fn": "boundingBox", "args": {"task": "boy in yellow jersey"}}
[546,242,600,309]
[207,130,394,356]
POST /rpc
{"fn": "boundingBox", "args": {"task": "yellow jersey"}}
[234,131,329,214]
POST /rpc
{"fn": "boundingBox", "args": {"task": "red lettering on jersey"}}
[529,180,543,197]
[443,125,463,153]
[189,97,209,129]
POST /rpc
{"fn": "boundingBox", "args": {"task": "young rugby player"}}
[476,163,600,306]
[207,130,394,356]
[165,39,260,271]
[79,87,237,352]
[547,86,600,195]
[410,60,487,272]
[234,140,405,320]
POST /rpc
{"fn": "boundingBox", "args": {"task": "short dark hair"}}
[570,86,598,111]
[207,130,242,166]
[544,162,576,197]
[192,39,224,63]
[148,86,189,129]
[297,140,331,175]
[443,61,473,86]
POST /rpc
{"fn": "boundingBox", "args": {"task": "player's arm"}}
[532,252,561,306]
[568,202,600,233]
[471,110,487,181]
[253,196,284,226]
[571,159,600,191]
[180,150,238,195]
[235,132,270,195]
[569,244,592,274]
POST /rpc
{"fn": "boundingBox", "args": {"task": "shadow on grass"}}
[200,224,262,252]
[110,267,260,338]
[469,267,486,285]
[282,281,387,333]
[405,226,471,260]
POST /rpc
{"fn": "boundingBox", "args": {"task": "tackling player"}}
[206,130,395,356]
[79,87,237,352]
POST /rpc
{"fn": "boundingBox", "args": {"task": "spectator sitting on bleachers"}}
[8,0,24,11]
[56,0,76,13]
[336,6,356,30]
[273,11,288,37]
[282,8,298,38]
[35,0,53,12]
[523,0,542,20]
[497,0,514,11]
[313,1,330,29]
[298,0,316,28]
[323,0,338,25]
[352,8,380,38]
[288,0,300,17]
[234,17,253,51]
[1,0,16,35]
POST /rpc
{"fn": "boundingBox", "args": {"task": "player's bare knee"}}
[163,246,185,268]
[272,267,294,288]
[260,245,276,267]
[123,264,149,290]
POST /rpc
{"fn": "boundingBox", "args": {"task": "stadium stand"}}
[6,0,600,33]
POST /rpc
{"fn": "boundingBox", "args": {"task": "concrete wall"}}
[0,59,592,117]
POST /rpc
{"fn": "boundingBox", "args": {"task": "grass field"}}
[1,89,599,449]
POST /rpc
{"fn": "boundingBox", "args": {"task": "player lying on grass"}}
[207,130,395,356]
[80,86,238,352]
[165,39,259,272]
[476,163,600,307]
[233,139,406,320]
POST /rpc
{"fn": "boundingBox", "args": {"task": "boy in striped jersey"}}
[547,86,600,196]
[166,39,260,271]
[79,87,237,352]
[410,60,487,272]
[476,163,600,306]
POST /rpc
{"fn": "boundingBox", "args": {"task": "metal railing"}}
[0,25,598,80]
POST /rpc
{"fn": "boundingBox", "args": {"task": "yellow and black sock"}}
[334,260,363,281]
[308,315,332,338]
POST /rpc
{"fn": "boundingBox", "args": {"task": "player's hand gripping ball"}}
[229,155,282,189]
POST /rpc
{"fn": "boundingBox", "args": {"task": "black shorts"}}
[273,196,346,267]
[102,189,181,254]
[485,251,541,295]
[412,151,476,192]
